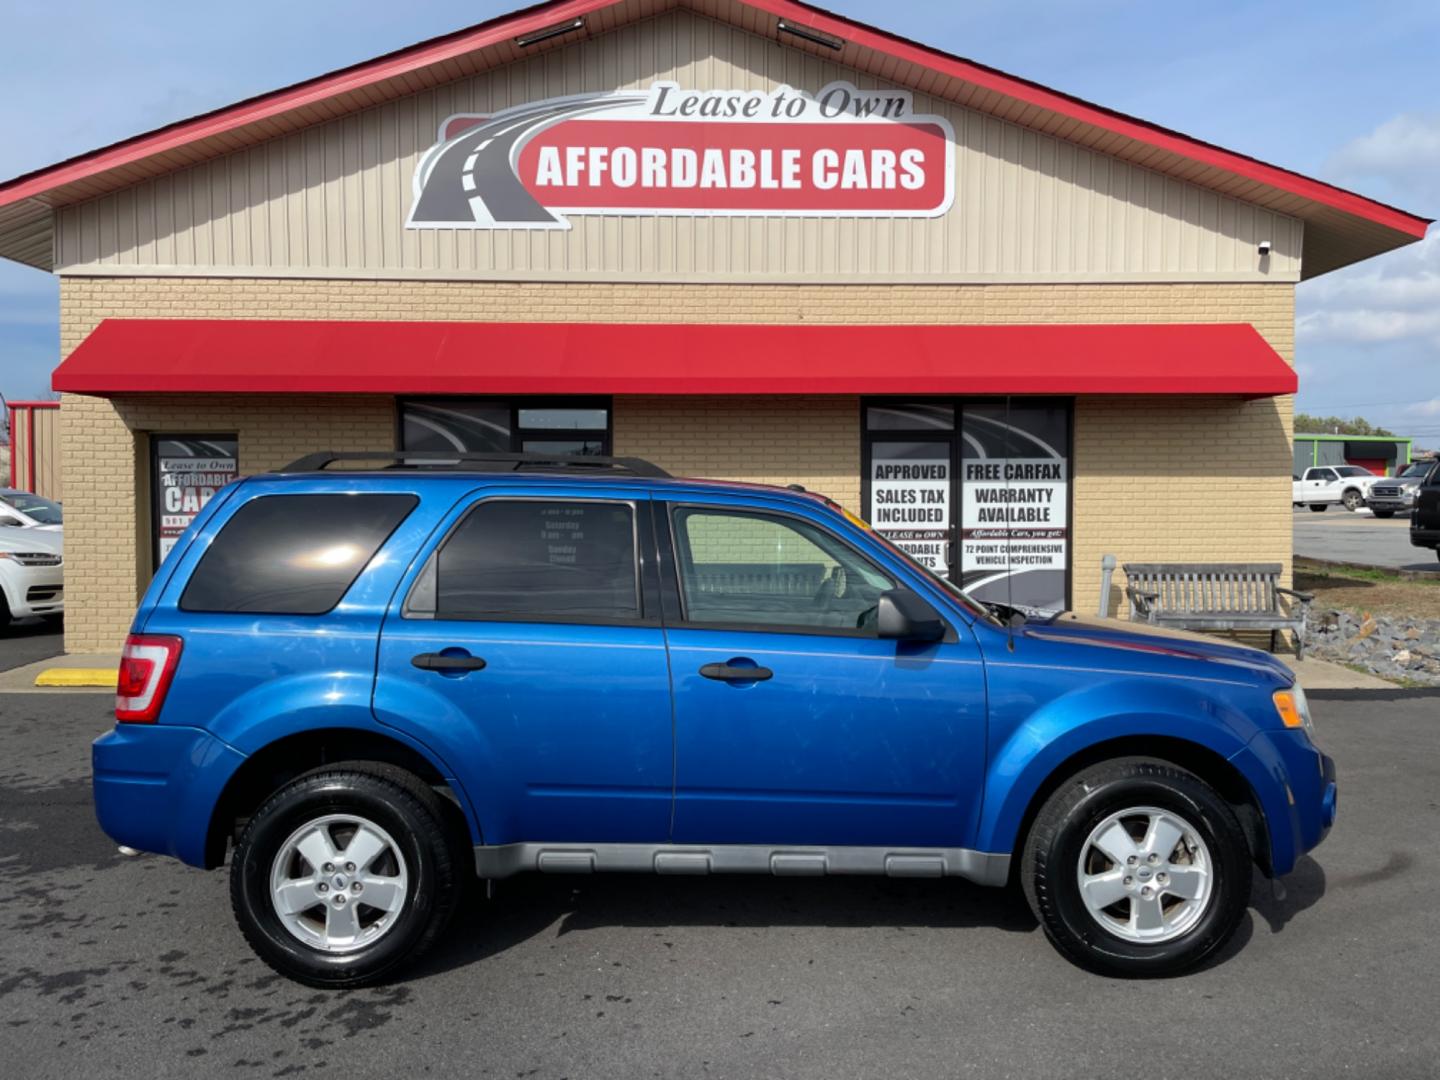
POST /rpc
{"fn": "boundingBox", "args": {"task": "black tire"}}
[1342,488,1364,511]
[230,762,463,989]
[1308,504,1327,512]
[1371,510,1395,519]
[1022,757,1251,978]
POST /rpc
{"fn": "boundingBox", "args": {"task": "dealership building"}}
[0,0,1428,652]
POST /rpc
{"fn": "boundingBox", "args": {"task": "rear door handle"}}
[411,652,487,672]
[699,662,773,682]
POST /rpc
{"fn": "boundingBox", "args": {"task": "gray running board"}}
[473,843,1010,887]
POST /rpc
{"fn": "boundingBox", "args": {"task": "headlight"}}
[1273,684,1315,737]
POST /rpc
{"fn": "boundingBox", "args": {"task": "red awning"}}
[52,319,1296,397]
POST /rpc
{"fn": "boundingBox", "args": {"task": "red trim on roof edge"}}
[0,0,1428,240]
[52,319,1298,398]
[755,0,1430,238]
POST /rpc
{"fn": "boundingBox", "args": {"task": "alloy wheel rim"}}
[268,814,409,953]
[1076,805,1213,944]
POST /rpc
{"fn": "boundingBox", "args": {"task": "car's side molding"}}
[473,842,1011,886]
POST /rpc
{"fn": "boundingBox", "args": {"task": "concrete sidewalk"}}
[0,652,119,694]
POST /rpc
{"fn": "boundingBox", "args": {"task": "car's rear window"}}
[180,493,418,614]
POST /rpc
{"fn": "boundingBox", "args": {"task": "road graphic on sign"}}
[407,93,647,228]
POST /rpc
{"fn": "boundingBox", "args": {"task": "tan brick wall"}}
[58,393,394,651]
[58,275,1293,651]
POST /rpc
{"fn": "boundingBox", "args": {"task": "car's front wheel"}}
[1371,510,1395,519]
[230,763,463,988]
[1022,758,1251,977]
[1342,488,1364,511]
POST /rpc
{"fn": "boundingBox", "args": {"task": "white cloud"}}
[1298,229,1440,348]
[1325,112,1440,211]
[1404,398,1440,418]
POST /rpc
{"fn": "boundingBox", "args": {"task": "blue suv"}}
[93,452,1336,986]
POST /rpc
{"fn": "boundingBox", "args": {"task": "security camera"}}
[1258,240,1273,256]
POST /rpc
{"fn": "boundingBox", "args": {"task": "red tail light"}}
[116,634,183,723]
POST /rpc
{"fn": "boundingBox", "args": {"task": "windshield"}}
[1334,466,1372,478]
[1399,462,1431,478]
[0,493,62,524]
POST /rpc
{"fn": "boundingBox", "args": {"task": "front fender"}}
[975,676,1276,858]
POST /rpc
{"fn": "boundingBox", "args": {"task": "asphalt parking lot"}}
[0,617,65,673]
[2,691,1437,1080]
[1293,506,1437,571]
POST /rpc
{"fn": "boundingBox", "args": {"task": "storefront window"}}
[863,399,1072,612]
[400,399,611,456]
[152,435,239,569]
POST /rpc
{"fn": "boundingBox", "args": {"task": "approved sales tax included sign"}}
[408,82,955,229]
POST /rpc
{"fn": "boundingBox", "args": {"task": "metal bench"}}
[1123,562,1314,657]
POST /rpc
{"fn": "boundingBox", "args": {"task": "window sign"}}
[868,441,952,576]
[153,436,238,566]
[959,404,1070,613]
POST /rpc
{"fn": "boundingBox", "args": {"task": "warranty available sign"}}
[407,82,955,229]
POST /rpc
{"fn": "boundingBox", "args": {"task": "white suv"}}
[0,488,63,531]
[1292,465,1380,512]
[0,527,64,625]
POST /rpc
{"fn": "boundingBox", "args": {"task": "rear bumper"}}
[1411,527,1440,550]
[92,723,246,868]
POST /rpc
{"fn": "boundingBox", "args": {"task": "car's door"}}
[374,486,674,844]
[1417,462,1440,532]
[1304,467,1339,502]
[659,496,987,849]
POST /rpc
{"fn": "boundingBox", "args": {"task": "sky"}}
[0,0,1436,442]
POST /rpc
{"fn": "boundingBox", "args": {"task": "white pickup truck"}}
[1292,465,1381,511]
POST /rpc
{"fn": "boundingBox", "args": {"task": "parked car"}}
[0,526,64,626]
[1410,459,1440,562]
[92,452,1336,986]
[1292,465,1380,511]
[0,488,63,531]
[1367,460,1433,519]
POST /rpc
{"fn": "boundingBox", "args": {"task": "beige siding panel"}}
[55,8,1301,283]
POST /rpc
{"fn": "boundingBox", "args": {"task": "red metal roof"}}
[52,319,1298,397]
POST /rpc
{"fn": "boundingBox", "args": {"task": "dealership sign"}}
[407,82,954,229]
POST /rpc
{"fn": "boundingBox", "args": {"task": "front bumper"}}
[1366,498,1414,513]
[92,723,247,867]
[0,562,64,617]
[1232,728,1336,877]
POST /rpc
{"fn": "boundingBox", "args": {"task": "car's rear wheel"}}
[1308,504,1327,512]
[1022,758,1251,977]
[230,763,462,988]
[1342,488,1364,511]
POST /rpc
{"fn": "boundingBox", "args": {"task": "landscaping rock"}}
[1307,609,1440,686]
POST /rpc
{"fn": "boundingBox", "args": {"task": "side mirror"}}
[877,588,946,643]
[0,516,23,528]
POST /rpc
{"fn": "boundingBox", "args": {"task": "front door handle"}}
[411,652,487,672]
[699,661,773,682]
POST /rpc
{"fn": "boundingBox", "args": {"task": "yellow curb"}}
[34,668,117,688]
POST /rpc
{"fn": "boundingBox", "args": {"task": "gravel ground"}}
[1,691,1437,1079]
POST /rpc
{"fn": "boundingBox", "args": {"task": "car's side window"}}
[180,493,418,615]
[424,499,640,621]
[670,506,894,634]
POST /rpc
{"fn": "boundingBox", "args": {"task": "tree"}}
[1294,413,1395,437]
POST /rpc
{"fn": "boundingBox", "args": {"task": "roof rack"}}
[276,451,672,478]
